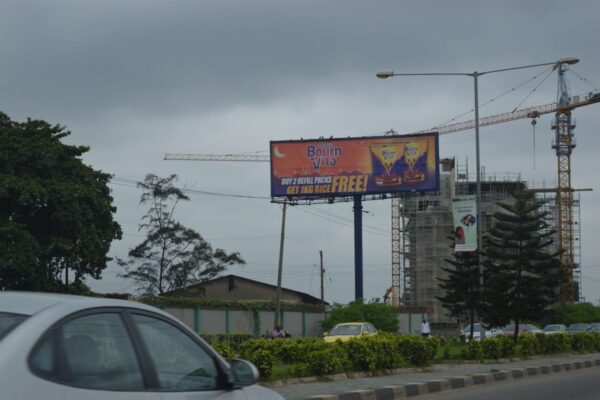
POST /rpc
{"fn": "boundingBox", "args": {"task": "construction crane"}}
[165,70,600,303]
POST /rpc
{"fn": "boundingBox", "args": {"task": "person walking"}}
[421,319,431,338]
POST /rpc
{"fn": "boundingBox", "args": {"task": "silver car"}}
[0,292,283,400]
[543,324,567,334]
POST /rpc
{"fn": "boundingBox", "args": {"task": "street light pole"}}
[472,71,483,286]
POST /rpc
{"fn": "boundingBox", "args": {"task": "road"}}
[419,367,600,400]
[272,353,599,399]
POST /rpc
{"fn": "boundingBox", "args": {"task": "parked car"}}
[590,323,600,333]
[323,322,377,342]
[543,324,567,335]
[566,323,591,333]
[502,324,542,336]
[0,292,283,400]
[461,323,502,341]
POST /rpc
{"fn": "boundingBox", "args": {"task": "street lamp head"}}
[376,70,395,79]
[559,56,580,65]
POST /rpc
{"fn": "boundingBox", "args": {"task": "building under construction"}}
[391,158,582,326]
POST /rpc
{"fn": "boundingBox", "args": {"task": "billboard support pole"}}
[274,200,287,329]
[353,195,364,300]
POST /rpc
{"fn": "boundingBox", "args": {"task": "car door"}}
[30,311,161,400]
[128,312,247,400]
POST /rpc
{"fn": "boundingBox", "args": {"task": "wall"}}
[163,307,430,337]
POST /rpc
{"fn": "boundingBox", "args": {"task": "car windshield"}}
[567,324,589,331]
[502,325,515,333]
[329,324,362,335]
[0,312,28,340]
[544,325,563,331]
[463,323,481,332]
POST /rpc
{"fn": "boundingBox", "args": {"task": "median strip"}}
[299,357,600,400]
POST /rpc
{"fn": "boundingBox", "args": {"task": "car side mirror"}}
[229,359,259,387]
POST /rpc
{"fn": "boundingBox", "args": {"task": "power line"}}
[570,69,600,92]
[433,66,554,128]
[108,176,271,200]
[291,206,390,238]
[511,67,555,112]
[306,205,390,234]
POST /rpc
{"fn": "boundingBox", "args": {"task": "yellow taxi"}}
[323,322,378,343]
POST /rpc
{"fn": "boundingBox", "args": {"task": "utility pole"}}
[353,195,364,300]
[274,200,287,329]
[319,250,325,306]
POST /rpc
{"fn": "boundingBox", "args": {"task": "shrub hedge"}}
[229,332,600,379]
[464,332,600,360]
[238,334,440,378]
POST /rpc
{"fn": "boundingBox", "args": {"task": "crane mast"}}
[554,63,577,302]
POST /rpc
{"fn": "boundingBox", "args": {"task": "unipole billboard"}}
[452,195,478,252]
[270,133,439,199]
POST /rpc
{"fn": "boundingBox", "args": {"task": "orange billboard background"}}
[270,133,439,198]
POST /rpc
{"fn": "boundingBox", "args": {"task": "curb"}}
[300,357,600,400]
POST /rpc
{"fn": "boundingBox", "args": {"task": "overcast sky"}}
[2,0,600,305]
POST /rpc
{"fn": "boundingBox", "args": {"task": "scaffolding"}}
[390,159,566,323]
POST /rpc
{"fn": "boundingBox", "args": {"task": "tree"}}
[0,111,122,291]
[481,188,564,342]
[552,302,600,325]
[437,248,481,340]
[119,174,245,295]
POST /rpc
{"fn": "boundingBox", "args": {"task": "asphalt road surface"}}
[419,367,600,400]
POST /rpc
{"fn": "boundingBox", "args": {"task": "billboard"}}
[452,196,478,252]
[270,133,439,198]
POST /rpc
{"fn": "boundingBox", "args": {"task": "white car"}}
[461,323,502,341]
[543,324,567,335]
[0,292,283,400]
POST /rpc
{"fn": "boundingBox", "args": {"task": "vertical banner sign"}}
[270,133,439,198]
[452,196,477,252]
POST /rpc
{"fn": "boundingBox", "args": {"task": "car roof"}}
[335,322,366,326]
[0,291,156,316]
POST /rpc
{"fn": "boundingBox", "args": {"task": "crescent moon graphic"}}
[273,146,285,158]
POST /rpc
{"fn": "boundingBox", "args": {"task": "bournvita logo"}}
[306,143,342,169]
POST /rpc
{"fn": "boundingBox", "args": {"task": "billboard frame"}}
[270,132,440,204]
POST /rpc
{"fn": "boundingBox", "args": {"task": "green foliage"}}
[235,333,600,381]
[541,333,572,353]
[239,339,272,361]
[552,303,600,325]
[237,334,434,380]
[209,340,234,360]
[246,349,277,379]
[496,335,515,358]
[321,300,399,332]
[571,333,596,353]
[118,174,245,295]
[393,335,437,366]
[369,336,402,369]
[516,334,539,358]
[482,188,564,341]
[480,338,501,360]
[345,338,378,372]
[460,340,481,360]
[437,249,482,341]
[0,112,122,291]
[200,333,253,352]
[305,348,345,376]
